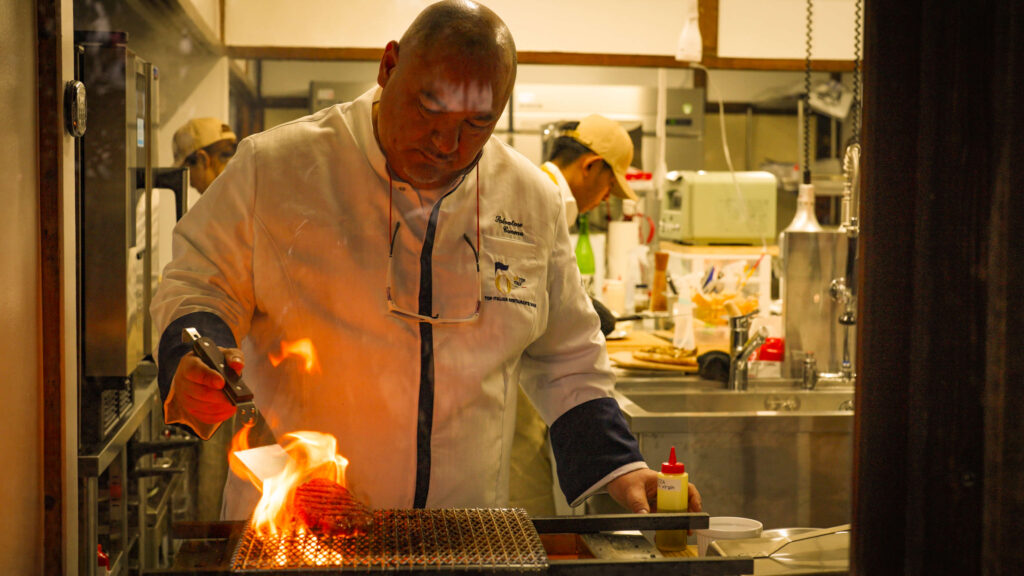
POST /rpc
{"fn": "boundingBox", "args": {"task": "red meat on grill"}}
[292,478,373,537]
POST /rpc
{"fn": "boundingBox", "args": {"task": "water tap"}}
[727,309,768,391]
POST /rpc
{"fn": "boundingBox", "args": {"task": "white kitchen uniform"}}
[540,161,578,228]
[151,88,645,518]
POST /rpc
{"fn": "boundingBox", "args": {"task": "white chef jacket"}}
[540,161,578,228]
[151,88,645,518]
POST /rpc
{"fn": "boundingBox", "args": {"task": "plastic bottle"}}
[574,214,596,295]
[749,337,785,379]
[655,446,689,551]
[672,299,696,350]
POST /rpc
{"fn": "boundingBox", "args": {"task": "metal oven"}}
[74,29,196,576]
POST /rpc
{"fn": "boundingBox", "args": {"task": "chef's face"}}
[375,40,512,189]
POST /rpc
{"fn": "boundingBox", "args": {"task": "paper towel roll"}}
[607,221,639,281]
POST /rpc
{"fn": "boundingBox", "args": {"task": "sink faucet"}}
[727,309,769,391]
[801,351,855,389]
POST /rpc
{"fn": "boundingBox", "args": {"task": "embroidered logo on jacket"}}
[494,261,525,295]
[487,261,536,308]
[493,215,527,242]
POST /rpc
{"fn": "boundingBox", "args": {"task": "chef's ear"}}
[581,154,605,176]
[193,148,211,169]
[378,40,400,88]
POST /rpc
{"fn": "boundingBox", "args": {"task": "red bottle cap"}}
[661,446,686,474]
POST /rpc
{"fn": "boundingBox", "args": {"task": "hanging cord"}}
[690,63,770,252]
[802,0,814,184]
[848,0,863,147]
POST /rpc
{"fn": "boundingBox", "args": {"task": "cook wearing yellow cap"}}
[540,114,638,227]
[172,117,237,194]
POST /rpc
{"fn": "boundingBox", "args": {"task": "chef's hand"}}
[606,468,704,514]
[163,347,245,440]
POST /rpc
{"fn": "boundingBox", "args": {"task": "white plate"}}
[605,329,628,340]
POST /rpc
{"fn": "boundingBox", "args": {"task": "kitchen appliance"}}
[164,512,756,574]
[780,230,852,378]
[74,30,158,448]
[659,170,778,245]
[510,85,705,171]
[75,30,200,576]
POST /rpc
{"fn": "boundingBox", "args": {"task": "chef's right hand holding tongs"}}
[163,327,258,440]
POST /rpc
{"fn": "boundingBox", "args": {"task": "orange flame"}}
[228,420,259,486]
[249,430,350,536]
[268,338,321,374]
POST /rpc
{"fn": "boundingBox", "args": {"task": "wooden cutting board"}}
[605,330,672,354]
[608,351,700,373]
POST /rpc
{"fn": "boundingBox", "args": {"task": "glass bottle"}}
[575,214,596,295]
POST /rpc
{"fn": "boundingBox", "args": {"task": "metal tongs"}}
[763,523,851,558]
[180,327,257,438]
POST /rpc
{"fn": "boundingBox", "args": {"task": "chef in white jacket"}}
[151,0,701,518]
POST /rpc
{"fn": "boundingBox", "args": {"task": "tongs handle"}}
[764,523,851,557]
[182,327,255,406]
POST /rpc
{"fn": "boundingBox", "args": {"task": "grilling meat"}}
[292,478,373,537]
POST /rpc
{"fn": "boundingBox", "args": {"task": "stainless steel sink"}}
[603,376,855,530]
[615,380,854,416]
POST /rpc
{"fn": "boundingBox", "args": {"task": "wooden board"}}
[605,330,673,354]
[609,351,700,373]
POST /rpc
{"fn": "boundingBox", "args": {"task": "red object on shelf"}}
[97,544,110,569]
[754,338,785,361]
[625,172,654,181]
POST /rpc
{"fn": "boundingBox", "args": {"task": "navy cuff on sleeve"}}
[549,397,643,504]
[157,312,237,401]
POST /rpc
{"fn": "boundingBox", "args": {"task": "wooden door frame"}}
[37,0,68,574]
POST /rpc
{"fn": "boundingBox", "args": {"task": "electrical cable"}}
[689,63,769,252]
[803,0,814,184]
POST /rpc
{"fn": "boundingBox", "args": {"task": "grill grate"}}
[231,508,547,573]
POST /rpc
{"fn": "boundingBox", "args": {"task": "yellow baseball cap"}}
[172,118,237,167]
[570,114,638,202]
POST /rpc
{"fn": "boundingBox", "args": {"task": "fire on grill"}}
[231,427,369,538]
[180,337,751,574]
[226,417,550,571]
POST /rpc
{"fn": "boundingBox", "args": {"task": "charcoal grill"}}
[232,509,546,573]
[160,510,754,575]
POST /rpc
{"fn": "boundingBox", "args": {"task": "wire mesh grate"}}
[231,508,547,573]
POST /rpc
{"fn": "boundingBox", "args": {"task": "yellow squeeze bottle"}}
[655,446,689,551]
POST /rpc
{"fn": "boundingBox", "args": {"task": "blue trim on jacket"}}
[549,397,643,504]
[157,311,237,401]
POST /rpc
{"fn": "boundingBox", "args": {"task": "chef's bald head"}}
[374,1,518,189]
[399,0,517,102]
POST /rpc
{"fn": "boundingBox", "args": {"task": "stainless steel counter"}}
[610,374,854,531]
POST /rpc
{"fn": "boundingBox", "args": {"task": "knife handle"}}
[185,331,255,405]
